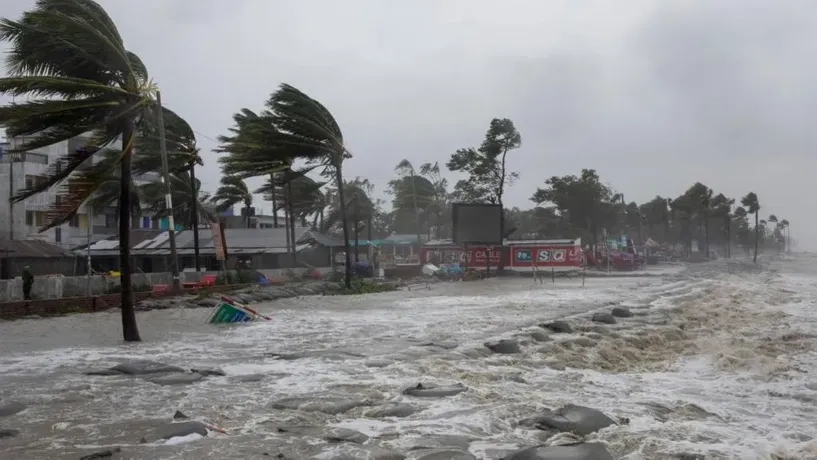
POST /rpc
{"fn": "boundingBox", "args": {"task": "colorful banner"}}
[511,245,581,267]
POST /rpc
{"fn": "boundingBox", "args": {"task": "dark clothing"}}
[22,270,33,300]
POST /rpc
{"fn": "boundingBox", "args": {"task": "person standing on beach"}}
[22,266,33,300]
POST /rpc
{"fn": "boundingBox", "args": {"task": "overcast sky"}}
[1,0,813,247]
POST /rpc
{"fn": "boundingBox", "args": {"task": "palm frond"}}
[0,0,132,83]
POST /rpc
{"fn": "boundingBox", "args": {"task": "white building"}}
[0,135,159,248]
[0,135,117,248]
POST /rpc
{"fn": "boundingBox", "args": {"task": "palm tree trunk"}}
[336,167,352,288]
[271,173,279,229]
[284,201,291,260]
[410,171,421,245]
[189,161,201,272]
[119,120,141,342]
[354,213,360,263]
[319,209,325,232]
[753,212,759,263]
[287,178,297,265]
[704,212,710,259]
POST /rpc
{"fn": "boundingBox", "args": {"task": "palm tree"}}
[0,0,166,342]
[254,167,325,263]
[216,108,292,229]
[135,106,204,270]
[324,179,377,263]
[217,84,352,286]
[258,172,326,229]
[710,193,734,258]
[740,192,760,262]
[211,175,253,227]
[140,172,215,229]
[418,162,449,238]
[260,84,354,287]
[779,219,790,253]
[394,159,424,244]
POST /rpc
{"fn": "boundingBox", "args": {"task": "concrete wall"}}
[0,267,333,302]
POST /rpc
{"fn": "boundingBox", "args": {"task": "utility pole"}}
[86,203,93,295]
[189,160,201,272]
[7,152,14,241]
[155,91,181,290]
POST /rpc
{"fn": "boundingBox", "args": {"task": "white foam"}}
[0,260,815,459]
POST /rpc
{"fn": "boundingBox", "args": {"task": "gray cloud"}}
[0,0,812,247]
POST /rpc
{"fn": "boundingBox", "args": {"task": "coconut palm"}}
[135,105,205,270]
[0,0,168,342]
[211,175,253,227]
[740,192,760,262]
[779,219,790,253]
[216,108,318,262]
[140,172,215,229]
[324,179,377,263]
[257,171,326,228]
[219,84,354,287]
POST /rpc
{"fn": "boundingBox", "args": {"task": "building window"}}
[25,175,48,190]
[69,215,79,227]
[105,214,117,228]
[54,227,62,243]
[25,210,34,226]
[22,153,48,164]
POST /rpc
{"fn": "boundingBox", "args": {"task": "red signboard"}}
[211,222,227,261]
[420,242,582,271]
[422,246,506,266]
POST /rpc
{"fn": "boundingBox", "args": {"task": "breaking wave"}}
[0,258,815,459]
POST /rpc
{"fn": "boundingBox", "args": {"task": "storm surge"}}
[0,258,814,459]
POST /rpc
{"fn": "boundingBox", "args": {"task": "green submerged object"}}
[207,301,259,323]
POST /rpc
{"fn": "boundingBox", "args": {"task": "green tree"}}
[740,192,760,262]
[531,169,616,245]
[257,172,326,229]
[779,219,790,253]
[0,0,166,342]
[211,175,253,227]
[447,118,521,268]
[709,193,734,257]
[324,178,378,263]
[388,159,437,238]
[418,162,450,238]
[639,196,670,241]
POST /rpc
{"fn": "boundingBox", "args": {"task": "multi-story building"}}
[0,135,122,248]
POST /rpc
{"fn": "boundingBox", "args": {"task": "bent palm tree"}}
[741,192,760,263]
[140,172,215,229]
[218,84,353,287]
[0,0,161,342]
[211,175,253,227]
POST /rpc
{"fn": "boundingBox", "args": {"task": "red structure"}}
[420,238,583,272]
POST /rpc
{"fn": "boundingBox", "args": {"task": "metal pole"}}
[8,96,15,240]
[189,161,201,272]
[155,91,181,290]
[8,154,14,240]
[86,203,93,296]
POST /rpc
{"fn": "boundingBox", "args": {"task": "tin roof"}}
[0,239,72,258]
[75,227,314,256]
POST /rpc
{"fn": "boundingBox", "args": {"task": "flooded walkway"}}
[0,261,815,459]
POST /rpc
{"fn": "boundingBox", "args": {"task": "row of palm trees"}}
[0,1,358,342]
